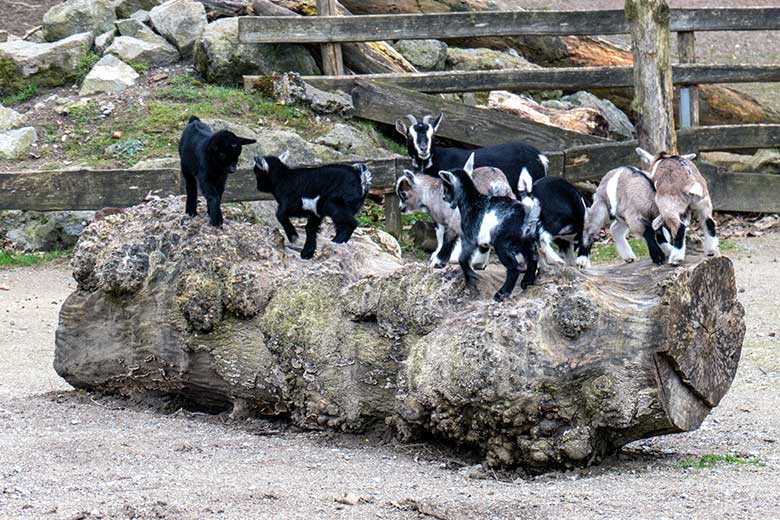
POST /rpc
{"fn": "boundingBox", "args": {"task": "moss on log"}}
[55,198,744,469]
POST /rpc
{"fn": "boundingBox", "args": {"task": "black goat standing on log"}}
[395,113,548,197]
[253,152,372,259]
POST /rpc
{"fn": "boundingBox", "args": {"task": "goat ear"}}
[438,170,455,186]
[635,147,655,165]
[681,153,697,161]
[395,119,408,137]
[463,153,475,176]
[431,113,444,132]
[518,168,534,194]
[688,181,704,197]
[236,136,256,146]
[278,150,290,164]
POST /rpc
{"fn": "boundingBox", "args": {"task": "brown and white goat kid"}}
[396,162,514,269]
[636,148,719,264]
[581,166,672,266]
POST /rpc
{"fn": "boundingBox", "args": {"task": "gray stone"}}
[113,0,162,19]
[22,27,47,43]
[750,148,780,174]
[446,47,538,71]
[194,18,319,85]
[130,156,179,170]
[0,105,28,131]
[115,18,159,43]
[315,123,380,160]
[105,35,180,66]
[0,31,7,43]
[0,210,93,251]
[130,10,151,24]
[272,73,352,116]
[42,0,116,42]
[561,91,635,140]
[79,54,140,96]
[700,151,753,173]
[94,30,116,54]
[393,39,448,71]
[0,127,38,159]
[148,0,207,58]
[0,32,94,92]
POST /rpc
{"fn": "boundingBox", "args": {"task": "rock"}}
[115,18,160,44]
[446,47,538,72]
[22,27,46,44]
[253,128,341,165]
[393,39,448,71]
[114,0,162,19]
[130,156,179,170]
[130,9,151,24]
[105,35,180,66]
[0,127,37,159]
[0,32,94,95]
[42,0,116,42]
[749,148,780,174]
[0,31,7,43]
[315,123,381,159]
[193,17,319,85]
[0,105,28,131]
[0,210,93,251]
[148,0,207,59]
[79,54,140,96]
[94,30,116,55]
[271,73,352,116]
[560,91,635,140]
[700,151,754,173]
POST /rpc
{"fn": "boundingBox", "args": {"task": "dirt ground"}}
[1,232,779,520]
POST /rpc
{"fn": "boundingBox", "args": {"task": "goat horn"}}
[422,115,431,124]
[406,114,418,126]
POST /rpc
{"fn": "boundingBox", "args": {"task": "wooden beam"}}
[316,0,344,76]
[678,124,780,151]
[677,31,699,128]
[351,80,607,152]
[237,8,780,44]
[704,169,780,214]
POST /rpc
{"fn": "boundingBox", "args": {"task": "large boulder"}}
[446,47,538,71]
[194,18,319,85]
[559,91,635,141]
[315,123,382,159]
[393,39,448,71]
[0,210,93,251]
[148,0,207,59]
[113,0,162,19]
[79,54,139,95]
[0,32,94,95]
[42,0,116,42]
[105,35,180,66]
[94,30,116,55]
[0,105,27,131]
[0,127,37,159]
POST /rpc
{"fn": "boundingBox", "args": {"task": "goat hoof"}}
[493,291,510,302]
[623,257,636,264]
[431,261,446,269]
[300,249,315,260]
[473,263,487,271]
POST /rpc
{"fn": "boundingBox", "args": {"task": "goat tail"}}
[353,163,372,195]
[188,115,200,124]
[520,194,542,239]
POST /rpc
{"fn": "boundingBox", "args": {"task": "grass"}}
[357,200,431,260]
[590,237,740,264]
[68,52,100,84]
[675,454,764,469]
[0,250,70,269]
[0,84,38,107]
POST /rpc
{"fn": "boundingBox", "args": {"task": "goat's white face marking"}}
[518,167,533,193]
[478,210,499,247]
[409,125,433,160]
[302,196,320,216]
[606,170,621,216]
[669,243,686,265]
[704,232,720,256]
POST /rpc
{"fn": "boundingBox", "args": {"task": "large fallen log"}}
[54,198,745,469]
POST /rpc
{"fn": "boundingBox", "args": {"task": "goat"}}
[395,113,548,198]
[253,151,372,259]
[439,154,540,301]
[396,166,514,269]
[529,176,591,268]
[636,148,719,265]
[581,166,672,266]
[179,115,256,227]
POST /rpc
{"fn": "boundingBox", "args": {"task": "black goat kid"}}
[179,116,256,227]
[530,176,590,268]
[253,152,372,259]
[396,113,548,198]
[439,154,540,302]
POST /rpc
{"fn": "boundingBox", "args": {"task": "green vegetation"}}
[127,60,151,73]
[68,52,100,84]
[0,84,38,107]
[675,454,764,469]
[0,250,70,269]
[358,201,431,260]
[590,237,739,264]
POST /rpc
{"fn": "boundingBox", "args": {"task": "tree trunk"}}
[626,0,677,153]
[251,0,416,74]
[54,198,745,470]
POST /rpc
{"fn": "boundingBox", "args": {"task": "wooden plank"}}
[704,169,780,213]
[677,32,700,128]
[678,124,780,151]
[0,169,181,211]
[245,64,780,96]
[237,8,780,44]
[563,142,639,182]
[384,193,402,238]
[316,0,344,76]
[351,80,607,153]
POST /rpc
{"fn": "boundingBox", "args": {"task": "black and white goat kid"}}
[438,154,540,302]
[253,151,372,259]
[179,115,256,227]
[395,113,548,197]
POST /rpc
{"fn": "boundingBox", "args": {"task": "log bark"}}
[54,198,745,470]
[251,0,416,74]
[626,0,677,153]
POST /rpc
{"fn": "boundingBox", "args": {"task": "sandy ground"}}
[1,233,779,520]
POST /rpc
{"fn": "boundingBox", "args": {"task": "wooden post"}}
[384,192,402,238]
[626,0,677,154]
[316,0,344,75]
[677,31,700,128]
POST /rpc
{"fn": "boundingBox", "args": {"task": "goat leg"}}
[276,207,299,244]
[301,216,322,259]
[458,242,480,292]
[643,227,666,265]
[494,244,522,302]
[205,192,223,227]
[519,240,539,290]
[183,172,198,217]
